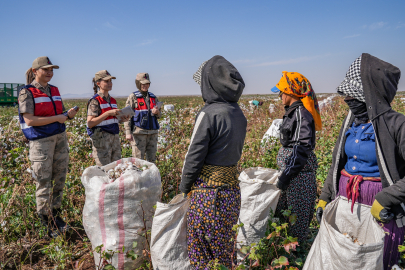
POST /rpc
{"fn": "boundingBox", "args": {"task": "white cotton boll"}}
[108,169,115,178]
[115,171,121,178]
[8,138,15,143]
[165,154,172,160]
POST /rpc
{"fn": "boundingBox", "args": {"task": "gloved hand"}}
[371,199,394,223]
[316,200,328,224]
[276,178,290,191]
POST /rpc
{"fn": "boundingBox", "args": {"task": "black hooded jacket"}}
[179,56,247,194]
[320,53,405,224]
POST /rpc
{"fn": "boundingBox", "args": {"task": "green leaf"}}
[103,264,116,270]
[240,245,250,254]
[399,245,405,253]
[289,214,297,225]
[132,241,138,249]
[126,250,138,260]
[271,256,289,267]
[295,258,303,266]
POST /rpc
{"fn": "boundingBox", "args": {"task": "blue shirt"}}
[344,122,380,177]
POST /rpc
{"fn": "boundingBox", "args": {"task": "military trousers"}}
[29,132,69,215]
[91,129,121,166]
[131,133,158,162]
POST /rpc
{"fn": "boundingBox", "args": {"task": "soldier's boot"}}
[52,208,70,234]
[39,214,61,239]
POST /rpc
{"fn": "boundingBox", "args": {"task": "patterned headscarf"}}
[193,61,208,86]
[336,56,366,102]
[275,71,322,131]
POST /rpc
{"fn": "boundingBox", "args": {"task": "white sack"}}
[303,196,385,270]
[159,117,171,132]
[261,119,283,145]
[150,194,192,270]
[269,104,275,114]
[164,104,175,112]
[237,167,281,256]
[82,157,162,270]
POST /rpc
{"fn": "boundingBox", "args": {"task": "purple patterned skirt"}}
[338,174,405,270]
[187,178,241,270]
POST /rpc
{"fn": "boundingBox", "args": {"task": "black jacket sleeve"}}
[375,120,405,208]
[278,108,314,187]
[179,111,211,194]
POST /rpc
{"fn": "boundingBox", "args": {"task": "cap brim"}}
[139,80,151,84]
[40,65,59,69]
[101,76,116,80]
[271,86,280,93]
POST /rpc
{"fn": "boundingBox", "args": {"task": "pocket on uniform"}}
[91,129,104,148]
[30,155,50,182]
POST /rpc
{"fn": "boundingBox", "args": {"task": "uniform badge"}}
[139,102,144,106]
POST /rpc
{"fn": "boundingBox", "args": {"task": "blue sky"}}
[1,0,404,97]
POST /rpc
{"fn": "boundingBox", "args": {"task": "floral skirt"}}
[275,147,318,243]
[187,178,241,269]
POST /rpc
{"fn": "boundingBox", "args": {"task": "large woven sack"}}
[82,157,162,270]
[150,194,192,270]
[237,167,281,256]
[303,196,385,270]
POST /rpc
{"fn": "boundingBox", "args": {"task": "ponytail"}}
[25,68,35,85]
[92,78,100,94]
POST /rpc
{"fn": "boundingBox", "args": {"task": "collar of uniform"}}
[97,91,110,102]
[31,80,49,91]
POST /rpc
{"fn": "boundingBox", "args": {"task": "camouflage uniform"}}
[124,92,160,162]
[87,91,121,166]
[19,80,69,215]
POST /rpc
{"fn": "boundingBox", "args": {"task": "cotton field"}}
[1,94,405,269]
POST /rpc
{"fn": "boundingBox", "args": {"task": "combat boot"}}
[39,214,60,238]
[52,209,70,234]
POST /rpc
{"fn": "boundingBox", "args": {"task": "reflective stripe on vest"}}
[18,85,66,141]
[86,94,120,136]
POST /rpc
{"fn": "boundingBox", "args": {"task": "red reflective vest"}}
[86,94,119,136]
[18,85,66,140]
[132,91,160,130]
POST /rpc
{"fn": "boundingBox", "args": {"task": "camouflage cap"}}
[32,56,59,70]
[95,70,116,81]
[136,73,151,84]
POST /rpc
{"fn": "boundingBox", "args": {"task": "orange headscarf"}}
[275,71,322,131]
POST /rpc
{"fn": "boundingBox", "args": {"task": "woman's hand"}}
[107,109,120,117]
[67,107,79,119]
[126,134,133,141]
[120,115,130,122]
[151,107,159,115]
[57,114,68,123]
